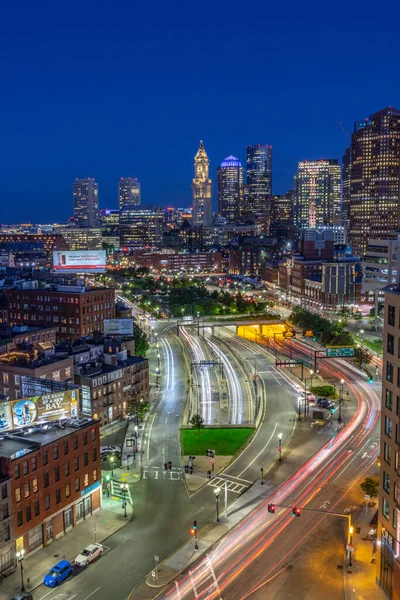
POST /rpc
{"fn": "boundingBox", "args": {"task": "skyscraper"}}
[348,107,400,256]
[73,178,100,228]
[272,190,294,224]
[244,144,272,219]
[294,160,340,229]
[217,156,244,222]
[118,178,141,210]
[341,147,351,229]
[192,141,212,227]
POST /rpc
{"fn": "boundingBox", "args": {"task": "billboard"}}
[53,250,106,273]
[0,390,79,432]
[104,318,134,335]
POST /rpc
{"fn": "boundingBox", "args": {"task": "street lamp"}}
[309,369,314,389]
[337,378,345,424]
[134,424,138,441]
[278,432,283,461]
[348,523,354,567]
[16,548,25,591]
[360,329,364,340]
[214,487,220,522]
[109,455,115,479]
[120,483,128,518]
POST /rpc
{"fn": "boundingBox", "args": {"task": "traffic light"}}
[206,449,214,458]
[184,465,189,473]
[207,470,212,479]
[268,503,276,513]
[168,461,172,469]
[190,520,197,535]
[369,377,374,384]
[292,507,301,517]
[164,463,168,470]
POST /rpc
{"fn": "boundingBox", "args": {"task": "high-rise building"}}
[73,178,100,228]
[347,107,400,256]
[118,178,141,210]
[378,280,400,599]
[119,205,164,248]
[341,147,351,229]
[244,145,273,220]
[272,190,294,224]
[192,141,212,227]
[294,159,340,229]
[217,156,244,222]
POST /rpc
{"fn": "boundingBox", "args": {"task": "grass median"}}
[181,427,254,456]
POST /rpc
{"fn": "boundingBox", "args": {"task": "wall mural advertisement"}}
[0,390,79,432]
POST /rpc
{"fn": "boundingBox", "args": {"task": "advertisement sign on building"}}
[104,319,134,335]
[0,390,79,432]
[52,250,106,273]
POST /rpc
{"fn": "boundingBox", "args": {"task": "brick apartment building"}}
[0,324,58,354]
[4,285,116,341]
[0,418,101,559]
[0,474,13,576]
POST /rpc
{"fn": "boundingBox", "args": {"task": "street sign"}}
[277,445,282,453]
[326,347,341,357]
[346,544,355,553]
[276,360,298,368]
[341,347,355,357]
[154,555,159,562]
[303,330,313,337]
[210,458,215,465]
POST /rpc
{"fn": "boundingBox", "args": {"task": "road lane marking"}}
[83,588,101,600]
[237,422,278,478]
[146,410,157,461]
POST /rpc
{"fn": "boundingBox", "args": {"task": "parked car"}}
[100,445,118,454]
[75,543,104,566]
[10,594,33,600]
[43,560,73,587]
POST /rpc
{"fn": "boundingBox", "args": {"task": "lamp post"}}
[347,518,354,567]
[278,432,283,461]
[134,424,138,442]
[120,483,128,518]
[214,487,220,522]
[109,455,115,479]
[338,378,344,424]
[16,548,25,592]
[360,329,364,341]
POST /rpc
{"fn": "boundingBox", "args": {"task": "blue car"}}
[43,560,73,587]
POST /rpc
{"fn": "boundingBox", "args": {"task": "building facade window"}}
[382,498,390,520]
[33,477,38,494]
[56,488,61,504]
[34,500,40,517]
[388,304,395,326]
[17,510,23,527]
[53,445,59,460]
[65,483,71,498]
[75,477,80,492]
[74,456,79,471]
[14,465,20,480]
[45,494,50,510]
[387,333,395,355]
[44,472,49,488]
[385,415,393,438]
[383,472,390,494]
[24,482,29,498]
[15,487,21,503]
[65,461,70,476]
[64,441,69,455]
[31,456,37,471]
[385,389,393,410]
[26,506,31,522]
[55,466,60,482]
[386,361,394,382]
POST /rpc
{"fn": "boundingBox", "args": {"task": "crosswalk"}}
[207,474,251,495]
[143,466,183,481]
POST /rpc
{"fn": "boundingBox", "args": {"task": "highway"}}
[155,332,381,600]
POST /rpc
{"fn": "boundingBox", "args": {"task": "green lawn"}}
[362,338,383,355]
[181,428,254,456]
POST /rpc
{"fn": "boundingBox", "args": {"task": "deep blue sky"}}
[1,0,399,223]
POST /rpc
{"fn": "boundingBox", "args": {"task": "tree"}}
[354,345,372,369]
[127,391,138,418]
[360,477,379,499]
[134,325,149,356]
[189,414,205,431]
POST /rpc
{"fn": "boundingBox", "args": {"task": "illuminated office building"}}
[119,205,163,248]
[244,145,272,219]
[341,147,351,229]
[272,190,294,224]
[192,141,212,227]
[294,160,340,229]
[118,178,141,210]
[347,107,400,256]
[217,156,243,222]
[73,178,100,228]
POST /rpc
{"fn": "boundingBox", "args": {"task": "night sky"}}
[1,0,399,223]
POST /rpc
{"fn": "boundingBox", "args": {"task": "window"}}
[385,416,393,438]
[56,488,61,504]
[397,396,400,417]
[65,367,71,378]
[386,389,393,410]
[75,477,80,492]
[55,466,60,482]
[65,483,71,498]
[388,304,395,326]
[53,445,59,460]
[43,449,48,465]
[52,370,60,381]
[84,452,88,467]
[93,468,98,482]
[14,464,20,480]
[74,456,79,471]
[84,473,89,487]
[2,373,8,384]
[44,472,49,488]
[83,431,88,445]
[17,510,23,527]
[384,443,392,465]
[91,427,96,441]
[387,333,395,355]
[386,361,394,383]
[73,436,78,450]
[382,498,390,520]
[92,448,97,462]
[64,461,70,476]
[45,495,50,510]
[33,477,38,494]
[34,500,40,517]
[26,505,31,522]
[31,456,37,471]
[24,482,30,499]
[383,472,390,494]
[22,460,28,475]
[64,440,69,455]
[15,487,21,503]
[1,484,7,499]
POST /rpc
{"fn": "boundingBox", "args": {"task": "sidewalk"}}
[0,495,133,598]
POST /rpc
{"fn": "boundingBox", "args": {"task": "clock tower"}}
[192,140,212,226]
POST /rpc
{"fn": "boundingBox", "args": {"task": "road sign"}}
[277,445,282,453]
[326,347,341,357]
[276,360,298,367]
[346,544,355,553]
[341,347,355,357]
[154,555,159,562]
[210,458,215,465]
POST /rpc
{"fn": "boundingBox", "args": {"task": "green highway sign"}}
[326,346,355,358]
[326,347,341,357]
